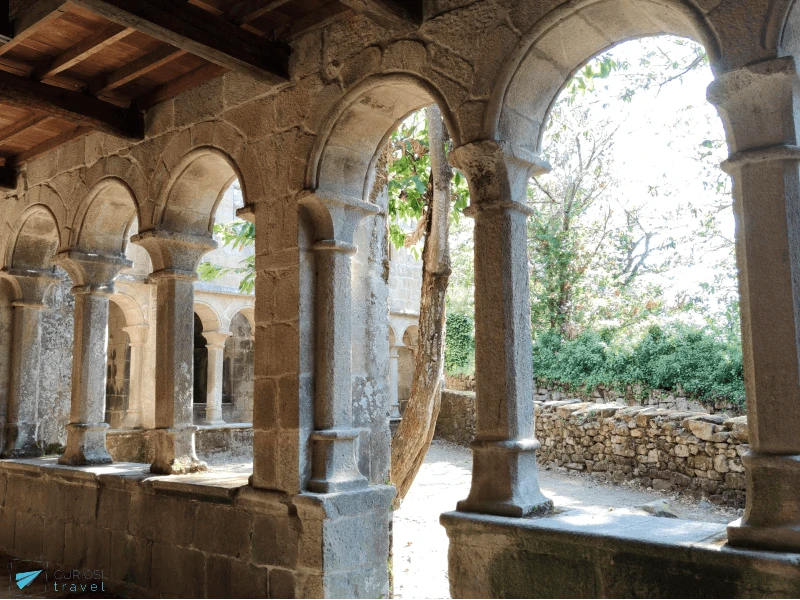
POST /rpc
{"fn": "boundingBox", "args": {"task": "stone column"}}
[449,141,552,517]
[202,330,230,425]
[56,250,131,465]
[707,56,800,552]
[0,269,57,458]
[389,345,401,419]
[120,324,148,429]
[299,191,378,493]
[132,230,216,474]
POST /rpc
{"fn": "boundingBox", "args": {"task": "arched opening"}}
[193,312,209,406]
[223,311,254,423]
[398,324,419,415]
[105,299,131,428]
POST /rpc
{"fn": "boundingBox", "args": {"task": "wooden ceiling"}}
[0,0,421,190]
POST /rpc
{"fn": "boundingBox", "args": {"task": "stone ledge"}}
[441,510,800,598]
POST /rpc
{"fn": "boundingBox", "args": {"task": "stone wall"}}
[0,459,392,598]
[435,391,749,507]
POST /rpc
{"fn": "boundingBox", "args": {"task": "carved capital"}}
[54,250,131,294]
[131,229,217,278]
[202,330,231,349]
[707,57,800,152]
[298,190,381,246]
[449,140,549,214]
[1,268,59,306]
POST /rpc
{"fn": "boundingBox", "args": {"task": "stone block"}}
[0,508,15,552]
[206,554,269,599]
[151,543,205,599]
[252,513,300,568]
[43,518,65,565]
[97,487,131,531]
[150,496,197,547]
[193,504,251,559]
[14,512,44,558]
[110,531,152,589]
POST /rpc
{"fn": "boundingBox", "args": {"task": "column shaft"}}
[450,141,552,517]
[60,290,112,465]
[150,273,205,473]
[707,57,800,552]
[202,331,230,425]
[308,241,367,492]
[389,346,401,419]
[3,302,44,457]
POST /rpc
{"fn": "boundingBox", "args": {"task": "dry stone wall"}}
[436,391,749,507]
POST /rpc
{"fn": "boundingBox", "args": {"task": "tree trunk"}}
[390,105,452,508]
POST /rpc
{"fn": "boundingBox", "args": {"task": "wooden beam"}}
[0,165,17,190]
[34,23,133,80]
[69,0,289,83]
[134,62,226,110]
[337,0,421,30]
[88,44,185,95]
[0,0,70,58]
[6,124,92,166]
[0,69,143,138]
[0,111,50,143]
[227,0,292,25]
[285,3,351,40]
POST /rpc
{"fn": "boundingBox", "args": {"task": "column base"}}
[1,423,42,459]
[58,422,112,465]
[308,428,368,493]
[148,426,207,475]
[727,451,800,552]
[456,438,553,518]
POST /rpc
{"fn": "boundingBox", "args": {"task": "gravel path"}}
[391,439,742,600]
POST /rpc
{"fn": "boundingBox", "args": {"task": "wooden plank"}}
[0,111,50,143]
[34,22,132,79]
[227,0,292,25]
[285,3,350,40]
[6,123,92,165]
[69,0,289,83]
[0,0,70,58]
[134,62,226,110]
[337,0,421,29]
[0,69,143,138]
[88,44,185,95]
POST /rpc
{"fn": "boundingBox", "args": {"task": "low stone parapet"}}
[435,391,749,507]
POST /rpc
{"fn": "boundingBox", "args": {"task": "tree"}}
[389,105,454,506]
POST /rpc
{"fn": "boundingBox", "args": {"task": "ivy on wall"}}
[444,312,474,373]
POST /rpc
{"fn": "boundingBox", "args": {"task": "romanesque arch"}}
[69,178,138,256]
[485,0,721,158]
[307,73,461,203]
[5,204,61,274]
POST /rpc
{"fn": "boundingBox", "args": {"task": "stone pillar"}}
[56,251,131,465]
[299,191,378,493]
[449,141,552,517]
[708,57,800,552]
[120,324,148,429]
[132,230,216,474]
[389,345,401,419]
[202,330,230,425]
[0,270,56,458]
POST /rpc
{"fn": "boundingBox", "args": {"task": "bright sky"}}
[542,36,736,320]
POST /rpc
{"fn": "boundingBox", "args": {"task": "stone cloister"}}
[0,0,799,597]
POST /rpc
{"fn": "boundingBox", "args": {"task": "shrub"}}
[532,324,745,408]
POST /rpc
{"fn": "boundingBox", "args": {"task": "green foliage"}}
[444,312,474,373]
[531,325,744,407]
[197,219,255,294]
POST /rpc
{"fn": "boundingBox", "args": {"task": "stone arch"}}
[154,147,245,238]
[70,178,138,256]
[107,290,145,328]
[307,73,462,203]
[4,204,62,272]
[485,0,722,158]
[194,301,223,332]
[389,322,397,347]
[402,324,419,348]
[228,304,255,332]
